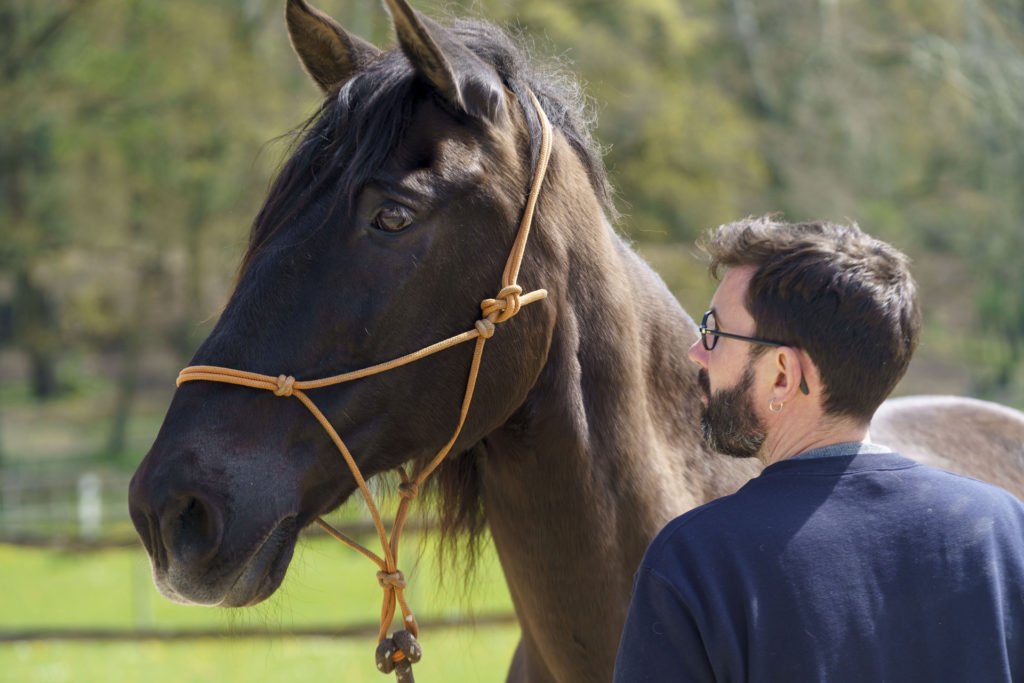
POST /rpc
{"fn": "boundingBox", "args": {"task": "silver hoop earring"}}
[769,398,784,413]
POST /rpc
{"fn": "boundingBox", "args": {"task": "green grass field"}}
[0,534,520,682]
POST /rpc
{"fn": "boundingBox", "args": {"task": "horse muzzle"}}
[128,458,300,607]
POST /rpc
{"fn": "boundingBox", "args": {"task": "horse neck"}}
[479,206,740,680]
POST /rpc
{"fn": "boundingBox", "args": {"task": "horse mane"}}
[239,17,617,568]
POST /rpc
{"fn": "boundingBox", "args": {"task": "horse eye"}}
[372,204,413,232]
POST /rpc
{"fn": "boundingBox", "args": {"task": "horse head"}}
[128,0,610,608]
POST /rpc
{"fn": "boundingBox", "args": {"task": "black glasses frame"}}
[698,310,810,395]
[699,310,784,351]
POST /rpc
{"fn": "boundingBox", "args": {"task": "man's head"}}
[689,216,921,459]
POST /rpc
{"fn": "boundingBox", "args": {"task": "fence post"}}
[77,472,101,540]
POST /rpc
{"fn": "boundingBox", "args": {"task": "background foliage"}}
[2,0,1022,428]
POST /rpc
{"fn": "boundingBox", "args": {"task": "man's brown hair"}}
[700,216,921,422]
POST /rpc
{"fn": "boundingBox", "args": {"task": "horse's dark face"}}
[128,2,558,607]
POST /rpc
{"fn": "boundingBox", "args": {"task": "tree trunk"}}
[13,269,61,401]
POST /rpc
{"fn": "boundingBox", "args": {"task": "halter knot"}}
[398,481,419,500]
[377,570,406,589]
[274,375,295,397]
[474,318,495,339]
[480,284,524,323]
[496,284,523,322]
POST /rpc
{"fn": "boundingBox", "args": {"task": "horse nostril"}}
[161,491,225,566]
[128,472,166,568]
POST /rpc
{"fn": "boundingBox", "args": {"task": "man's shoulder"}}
[902,460,1024,515]
[649,457,851,544]
[858,450,1024,502]
[775,449,1020,501]
[643,485,767,562]
[644,452,1024,565]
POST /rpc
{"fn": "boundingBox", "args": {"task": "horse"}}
[128,1,1024,681]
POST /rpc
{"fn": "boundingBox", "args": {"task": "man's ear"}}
[772,347,812,402]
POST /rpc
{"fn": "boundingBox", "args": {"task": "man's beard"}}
[699,363,766,459]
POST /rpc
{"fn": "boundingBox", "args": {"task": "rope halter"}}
[175,90,553,679]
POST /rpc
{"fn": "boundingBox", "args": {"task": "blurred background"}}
[2,0,1022,680]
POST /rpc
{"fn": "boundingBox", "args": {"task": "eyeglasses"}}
[699,310,810,394]
[699,310,786,351]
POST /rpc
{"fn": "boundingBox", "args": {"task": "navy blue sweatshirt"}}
[614,445,1024,682]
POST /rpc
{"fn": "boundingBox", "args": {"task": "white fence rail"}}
[0,469,133,541]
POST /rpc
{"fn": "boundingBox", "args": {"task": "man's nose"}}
[687,337,708,368]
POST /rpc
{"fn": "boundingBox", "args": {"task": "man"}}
[613,216,1024,682]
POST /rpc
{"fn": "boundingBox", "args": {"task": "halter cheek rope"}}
[175,91,552,681]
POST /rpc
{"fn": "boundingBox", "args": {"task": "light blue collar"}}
[789,441,892,461]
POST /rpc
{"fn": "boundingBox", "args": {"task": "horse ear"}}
[382,0,505,122]
[286,0,381,93]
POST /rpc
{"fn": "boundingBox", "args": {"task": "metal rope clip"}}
[376,629,423,681]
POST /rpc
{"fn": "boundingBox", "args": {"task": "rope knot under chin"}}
[398,481,419,500]
[377,570,406,590]
[274,375,295,397]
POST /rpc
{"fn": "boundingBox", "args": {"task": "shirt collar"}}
[788,441,892,461]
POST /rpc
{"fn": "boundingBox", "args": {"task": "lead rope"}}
[175,90,552,681]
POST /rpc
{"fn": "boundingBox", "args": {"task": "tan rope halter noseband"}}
[176,91,552,677]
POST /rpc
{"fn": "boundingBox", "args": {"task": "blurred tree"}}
[949,0,1024,396]
[1,0,94,400]
[1,0,1022,447]
[1,0,318,451]
[469,0,768,241]
[678,0,1024,400]
[53,0,318,458]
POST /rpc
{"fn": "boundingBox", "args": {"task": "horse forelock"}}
[237,56,415,283]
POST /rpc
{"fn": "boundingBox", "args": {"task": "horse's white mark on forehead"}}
[394,137,485,195]
[434,137,486,181]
